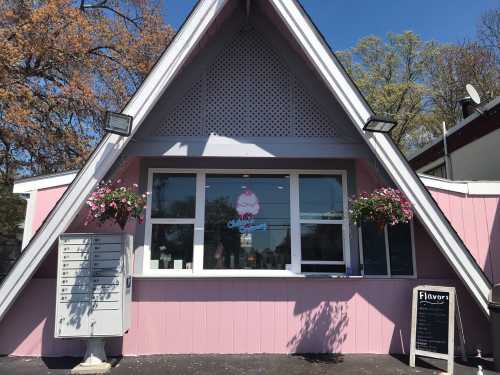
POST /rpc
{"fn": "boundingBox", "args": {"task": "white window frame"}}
[142,168,350,277]
[294,173,350,274]
[358,221,417,279]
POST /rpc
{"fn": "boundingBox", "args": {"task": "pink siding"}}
[1,158,491,357]
[0,277,489,357]
[30,157,141,239]
[32,186,68,233]
[355,159,384,194]
[429,187,500,284]
[68,157,141,235]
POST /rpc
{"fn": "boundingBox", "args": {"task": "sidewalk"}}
[0,354,495,375]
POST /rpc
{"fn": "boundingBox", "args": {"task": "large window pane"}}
[299,175,343,220]
[151,174,196,218]
[204,175,291,270]
[388,223,413,276]
[150,224,193,269]
[300,224,343,261]
[361,222,388,275]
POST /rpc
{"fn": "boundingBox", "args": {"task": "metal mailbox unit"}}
[55,233,133,338]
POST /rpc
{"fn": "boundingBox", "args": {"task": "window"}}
[298,175,347,273]
[359,222,415,277]
[148,174,196,270]
[144,170,349,276]
[204,175,290,270]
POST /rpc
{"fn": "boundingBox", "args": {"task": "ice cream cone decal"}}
[236,189,260,219]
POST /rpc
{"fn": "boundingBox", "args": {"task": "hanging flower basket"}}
[350,187,413,230]
[84,179,148,230]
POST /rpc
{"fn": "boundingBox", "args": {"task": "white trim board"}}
[0,0,491,323]
[13,171,78,193]
[21,191,37,250]
[420,175,500,196]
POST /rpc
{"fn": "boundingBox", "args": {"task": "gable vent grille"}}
[154,28,335,138]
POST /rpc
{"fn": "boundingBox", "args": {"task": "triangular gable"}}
[0,0,491,321]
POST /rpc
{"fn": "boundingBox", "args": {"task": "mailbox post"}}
[55,233,133,374]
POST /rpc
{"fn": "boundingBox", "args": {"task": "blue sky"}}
[162,0,499,51]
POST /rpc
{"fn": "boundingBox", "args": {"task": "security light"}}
[363,116,397,134]
[104,111,133,136]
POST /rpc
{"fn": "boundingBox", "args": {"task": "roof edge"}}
[420,174,500,196]
[13,171,79,193]
[408,96,500,166]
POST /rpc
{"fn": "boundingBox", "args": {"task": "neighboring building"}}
[0,0,495,358]
[12,170,78,250]
[409,97,500,180]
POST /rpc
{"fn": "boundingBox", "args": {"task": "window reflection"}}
[361,222,387,275]
[150,224,194,269]
[299,175,343,220]
[151,174,196,218]
[204,175,291,270]
[388,223,413,276]
[301,224,343,261]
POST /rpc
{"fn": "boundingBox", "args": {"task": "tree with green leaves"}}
[338,16,500,154]
[422,41,499,134]
[338,32,431,152]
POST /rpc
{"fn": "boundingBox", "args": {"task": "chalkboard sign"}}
[415,289,450,354]
[409,285,459,375]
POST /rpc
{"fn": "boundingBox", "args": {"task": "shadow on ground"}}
[0,354,495,375]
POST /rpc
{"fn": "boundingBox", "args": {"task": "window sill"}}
[132,273,415,280]
[133,272,360,279]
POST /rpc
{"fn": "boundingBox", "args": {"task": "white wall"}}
[450,127,500,181]
[419,127,500,181]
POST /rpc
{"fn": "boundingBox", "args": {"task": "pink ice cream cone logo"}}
[236,189,260,219]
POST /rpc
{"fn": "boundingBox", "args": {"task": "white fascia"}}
[13,171,78,194]
[420,175,500,196]
[270,0,491,315]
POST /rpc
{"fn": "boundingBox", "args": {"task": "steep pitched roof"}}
[0,0,491,320]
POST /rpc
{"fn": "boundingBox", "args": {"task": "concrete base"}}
[70,362,111,374]
[71,338,111,374]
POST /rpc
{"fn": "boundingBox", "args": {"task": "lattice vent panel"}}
[154,28,336,138]
[293,81,335,137]
[155,80,205,137]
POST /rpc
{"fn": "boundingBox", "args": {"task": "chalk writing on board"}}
[415,290,449,354]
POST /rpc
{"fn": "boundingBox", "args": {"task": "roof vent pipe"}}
[458,97,477,119]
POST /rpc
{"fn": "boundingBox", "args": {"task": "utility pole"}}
[443,121,452,180]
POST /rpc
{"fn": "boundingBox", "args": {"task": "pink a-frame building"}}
[0,0,497,357]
